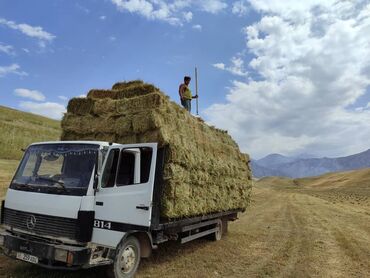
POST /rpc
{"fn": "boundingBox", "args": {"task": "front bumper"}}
[0,230,91,270]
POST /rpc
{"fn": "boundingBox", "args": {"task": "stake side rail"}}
[150,209,241,232]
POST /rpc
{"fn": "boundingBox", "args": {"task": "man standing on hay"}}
[179,76,198,112]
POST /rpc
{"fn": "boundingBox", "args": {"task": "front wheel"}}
[108,236,141,278]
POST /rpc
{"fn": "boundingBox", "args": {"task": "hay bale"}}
[61,80,253,219]
[88,81,159,99]
[92,98,118,116]
[67,98,94,115]
[112,80,145,90]
[87,90,116,99]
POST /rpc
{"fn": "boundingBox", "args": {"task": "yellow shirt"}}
[183,87,192,100]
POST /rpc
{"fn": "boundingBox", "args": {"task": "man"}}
[179,76,198,112]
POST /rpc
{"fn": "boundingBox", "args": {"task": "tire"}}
[222,219,228,236]
[107,236,141,278]
[210,219,223,241]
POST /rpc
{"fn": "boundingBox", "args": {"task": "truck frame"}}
[0,141,242,278]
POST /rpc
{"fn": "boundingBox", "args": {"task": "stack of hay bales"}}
[61,80,252,219]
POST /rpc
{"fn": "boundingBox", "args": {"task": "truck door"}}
[92,143,157,247]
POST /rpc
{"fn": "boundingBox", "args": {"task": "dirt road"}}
[1,175,369,277]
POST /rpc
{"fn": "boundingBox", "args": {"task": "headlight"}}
[54,248,68,262]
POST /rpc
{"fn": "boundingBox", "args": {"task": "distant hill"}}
[257,168,370,194]
[253,149,370,178]
[295,167,370,189]
[0,106,61,160]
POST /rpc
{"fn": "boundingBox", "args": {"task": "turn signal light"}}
[66,251,74,265]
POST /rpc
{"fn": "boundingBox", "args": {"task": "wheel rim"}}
[119,245,137,274]
[216,221,222,240]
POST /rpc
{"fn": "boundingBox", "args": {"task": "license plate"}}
[16,252,39,264]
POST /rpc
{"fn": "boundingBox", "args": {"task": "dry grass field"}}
[0,106,60,160]
[0,159,18,198]
[0,160,369,277]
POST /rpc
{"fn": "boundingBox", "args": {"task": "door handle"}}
[96,201,104,206]
[136,205,149,211]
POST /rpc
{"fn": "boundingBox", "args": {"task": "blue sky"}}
[1,0,370,159]
[0,0,257,112]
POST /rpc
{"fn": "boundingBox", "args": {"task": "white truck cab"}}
[0,141,240,277]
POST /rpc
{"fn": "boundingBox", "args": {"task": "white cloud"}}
[198,0,227,14]
[19,101,66,119]
[0,64,27,77]
[183,11,193,22]
[205,1,370,158]
[110,0,227,25]
[22,48,30,53]
[0,43,15,55]
[100,15,107,20]
[58,95,68,101]
[78,94,87,98]
[0,18,55,45]
[232,0,249,16]
[14,88,46,101]
[213,63,225,70]
[192,24,202,31]
[213,56,248,77]
[109,36,117,41]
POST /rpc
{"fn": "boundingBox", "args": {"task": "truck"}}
[0,140,242,277]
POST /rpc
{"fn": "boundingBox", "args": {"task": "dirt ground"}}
[0,162,369,277]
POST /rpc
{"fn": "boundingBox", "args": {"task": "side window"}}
[101,149,119,188]
[116,147,153,186]
[116,151,136,186]
[140,148,153,183]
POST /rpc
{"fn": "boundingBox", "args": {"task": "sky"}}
[0,0,370,159]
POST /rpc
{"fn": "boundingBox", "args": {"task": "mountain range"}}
[252,149,370,178]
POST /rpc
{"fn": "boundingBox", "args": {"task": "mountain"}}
[253,149,370,178]
[256,154,296,168]
[0,106,61,160]
[251,160,286,178]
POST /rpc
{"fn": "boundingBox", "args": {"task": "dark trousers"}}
[181,99,191,112]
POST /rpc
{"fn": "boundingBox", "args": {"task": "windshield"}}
[11,143,99,196]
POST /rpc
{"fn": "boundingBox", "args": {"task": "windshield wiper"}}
[35,176,69,192]
[12,182,33,190]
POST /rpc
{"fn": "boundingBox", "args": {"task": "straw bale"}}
[112,80,145,90]
[92,98,118,116]
[132,112,160,133]
[113,116,133,135]
[87,90,116,99]
[62,80,253,219]
[113,84,158,99]
[116,93,167,114]
[67,98,94,115]
[88,81,159,100]
[114,134,138,145]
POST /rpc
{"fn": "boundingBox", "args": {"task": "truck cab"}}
[0,141,238,277]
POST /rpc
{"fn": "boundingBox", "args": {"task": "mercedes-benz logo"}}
[26,215,36,230]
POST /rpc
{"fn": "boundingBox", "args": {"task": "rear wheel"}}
[210,219,223,241]
[221,218,228,235]
[107,236,141,278]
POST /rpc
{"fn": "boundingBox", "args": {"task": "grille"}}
[3,208,77,240]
